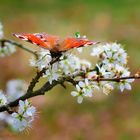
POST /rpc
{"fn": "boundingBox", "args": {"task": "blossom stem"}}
[0,39,37,57]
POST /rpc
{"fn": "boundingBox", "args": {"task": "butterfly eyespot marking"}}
[35,34,43,39]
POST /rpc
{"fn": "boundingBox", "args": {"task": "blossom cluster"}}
[0,80,36,132]
[12,100,36,131]
[0,42,16,57]
[71,43,135,103]
[29,42,134,104]
[90,43,134,90]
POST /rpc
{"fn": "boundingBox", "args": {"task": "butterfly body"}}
[13,33,98,52]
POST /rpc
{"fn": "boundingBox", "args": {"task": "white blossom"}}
[96,64,111,78]
[6,79,27,102]
[119,79,134,92]
[71,85,83,104]
[44,63,60,84]
[0,42,16,57]
[29,48,52,70]
[0,90,7,106]
[114,64,130,77]
[105,43,127,65]
[11,115,29,132]
[71,79,99,103]
[59,54,81,74]
[11,100,36,132]
[79,79,93,97]
[18,100,36,118]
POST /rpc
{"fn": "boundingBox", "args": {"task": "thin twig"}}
[0,39,37,57]
[91,76,139,82]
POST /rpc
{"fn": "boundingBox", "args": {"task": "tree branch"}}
[0,38,140,113]
[0,77,64,113]
[1,38,139,115]
[0,68,140,113]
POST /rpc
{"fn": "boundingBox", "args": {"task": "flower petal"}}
[77,96,83,104]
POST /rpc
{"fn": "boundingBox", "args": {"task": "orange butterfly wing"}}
[58,37,96,51]
[13,33,98,52]
[13,33,59,51]
[13,33,49,48]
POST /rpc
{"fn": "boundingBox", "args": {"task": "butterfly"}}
[13,33,99,53]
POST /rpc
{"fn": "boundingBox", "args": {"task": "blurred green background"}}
[0,0,140,139]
